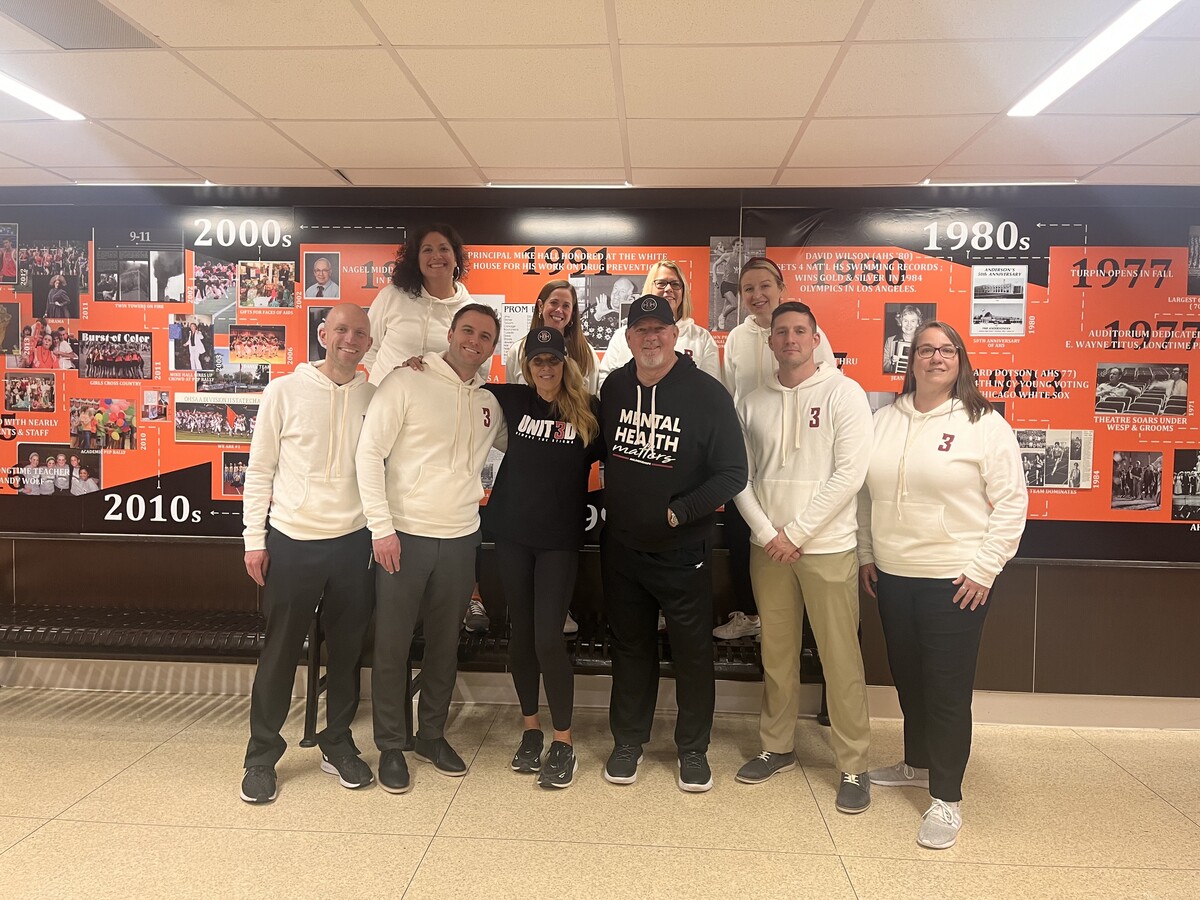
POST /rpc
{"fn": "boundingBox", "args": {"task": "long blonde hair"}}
[641,261,692,321]
[530,279,595,379]
[520,355,599,445]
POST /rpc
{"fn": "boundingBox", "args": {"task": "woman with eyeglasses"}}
[505,279,600,394]
[484,327,602,789]
[858,321,1027,850]
[596,261,720,387]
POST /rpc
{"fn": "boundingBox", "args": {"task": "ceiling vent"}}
[0,0,157,50]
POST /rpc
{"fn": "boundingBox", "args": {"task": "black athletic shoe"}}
[603,744,643,785]
[538,741,578,789]
[677,750,713,793]
[378,749,411,794]
[240,765,277,804]
[511,729,544,773]
[319,753,374,789]
[414,736,467,776]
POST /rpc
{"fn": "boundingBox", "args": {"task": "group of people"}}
[229,328,284,362]
[82,342,146,379]
[15,320,76,370]
[175,407,256,439]
[193,260,236,302]
[1113,455,1161,502]
[16,450,99,495]
[240,225,1029,852]
[4,375,54,412]
[19,243,88,281]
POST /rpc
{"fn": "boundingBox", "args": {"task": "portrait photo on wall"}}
[1094,363,1188,415]
[1171,449,1200,521]
[0,223,18,285]
[0,301,20,355]
[303,252,340,299]
[4,373,56,413]
[141,389,169,422]
[18,239,89,294]
[882,303,937,374]
[169,314,214,372]
[237,260,294,308]
[71,397,138,451]
[8,442,102,495]
[1110,450,1162,511]
[79,331,151,380]
[174,394,260,444]
[710,235,765,333]
[221,451,250,496]
[574,273,637,351]
[196,348,270,393]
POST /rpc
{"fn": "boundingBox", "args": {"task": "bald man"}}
[240,303,376,803]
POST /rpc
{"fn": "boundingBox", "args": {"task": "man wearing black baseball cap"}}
[599,294,747,793]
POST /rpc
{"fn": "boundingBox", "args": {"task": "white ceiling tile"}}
[628,119,798,167]
[616,0,863,43]
[622,45,837,118]
[104,1,381,47]
[484,168,627,184]
[632,168,776,186]
[818,41,1074,116]
[790,116,992,167]
[1147,3,1200,38]
[0,149,29,166]
[402,48,616,118]
[341,168,483,186]
[778,166,931,186]
[949,116,1185,166]
[933,164,1095,179]
[857,0,1129,40]
[452,120,623,168]
[106,120,320,167]
[1118,119,1200,166]
[0,16,56,51]
[0,92,53,121]
[193,167,347,186]
[0,50,251,118]
[1048,41,1200,115]
[0,168,70,185]
[0,122,171,167]
[183,48,431,119]
[1085,165,1200,185]
[282,121,471,168]
[52,166,199,181]
[361,0,609,44]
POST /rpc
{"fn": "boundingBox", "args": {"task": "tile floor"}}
[0,687,1198,899]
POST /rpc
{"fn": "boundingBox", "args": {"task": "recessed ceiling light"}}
[922,178,1079,187]
[0,70,84,120]
[1008,0,1185,117]
[486,181,632,189]
[74,179,216,187]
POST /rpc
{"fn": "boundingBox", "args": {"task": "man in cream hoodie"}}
[356,304,506,794]
[241,303,376,804]
[732,301,874,814]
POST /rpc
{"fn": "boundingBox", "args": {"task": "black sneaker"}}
[835,771,871,814]
[603,744,643,784]
[735,750,797,784]
[511,729,544,774]
[414,736,467,776]
[240,765,277,804]
[320,753,374,789]
[677,750,713,793]
[378,749,411,794]
[538,741,578,789]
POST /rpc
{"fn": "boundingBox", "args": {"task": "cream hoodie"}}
[505,334,601,393]
[723,317,836,406]
[356,352,506,540]
[734,363,872,554]
[363,282,490,385]
[243,362,375,551]
[856,395,1028,587]
[597,317,721,387]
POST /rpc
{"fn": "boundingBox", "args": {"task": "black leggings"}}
[495,539,579,732]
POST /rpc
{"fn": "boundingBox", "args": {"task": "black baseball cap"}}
[626,294,675,328]
[524,327,566,360]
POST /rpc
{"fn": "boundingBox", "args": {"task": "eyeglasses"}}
[914,345,959,360]
[653,279,683,291]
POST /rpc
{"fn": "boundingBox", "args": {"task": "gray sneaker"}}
[917,799,962,849]
[735,750,796,784]
[463,597,490,633]
[835,771,871,814]
[868,760,930,788]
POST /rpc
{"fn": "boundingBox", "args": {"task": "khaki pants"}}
[750,545,870,773]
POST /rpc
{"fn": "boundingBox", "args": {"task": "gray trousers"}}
[372,529,480,750]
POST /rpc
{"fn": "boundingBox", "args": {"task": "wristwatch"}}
[667,508,679,528]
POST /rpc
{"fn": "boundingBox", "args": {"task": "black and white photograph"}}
[1110,450,1162,511]
[197,348,270,393]
[174,393,260,444]
[574,273,637,351]
[1171,449,1200,521]
[1017,428,1093,489]
[1094,363,1188,415]
[882,303,937,374]
[119,258,150,302]
[970,301,1025,337]
[0,223,18,285]
[303,252,340,299]
[149,249,186,302]
[710,235,765,332]
[169,314,214,372]
[1189,225,1200,296]
[0,301,19,355]
[238,260,294,308]
[1021,451,1045,487]
[4,373,55,412]
[93,221,184,304]
[8,442,102,495]
[970,264,1027,338]
[307,305,332,362]
[79,331,152,380]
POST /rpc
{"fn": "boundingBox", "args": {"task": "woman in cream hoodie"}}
[858,321,1027,851]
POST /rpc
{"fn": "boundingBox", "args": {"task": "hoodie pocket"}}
[872,499,956,557]
[400,464,484,525]
[274,466,309,512]
[761,479,817,527]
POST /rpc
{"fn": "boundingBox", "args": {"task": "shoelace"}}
[681,752,705,771]
[755,751,773,763]
[899,763,917,779]
[925,799,956,824]
[842,773,863,786]
[468,599,486,615]
[614,745,639,762]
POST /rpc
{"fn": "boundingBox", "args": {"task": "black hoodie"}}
[600,352,747,551]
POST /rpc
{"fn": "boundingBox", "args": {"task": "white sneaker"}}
[657,613,667,632]
[563,611,579,635]
[868,761,930,788]
[713,612,761,640]
[917,799,961,849]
